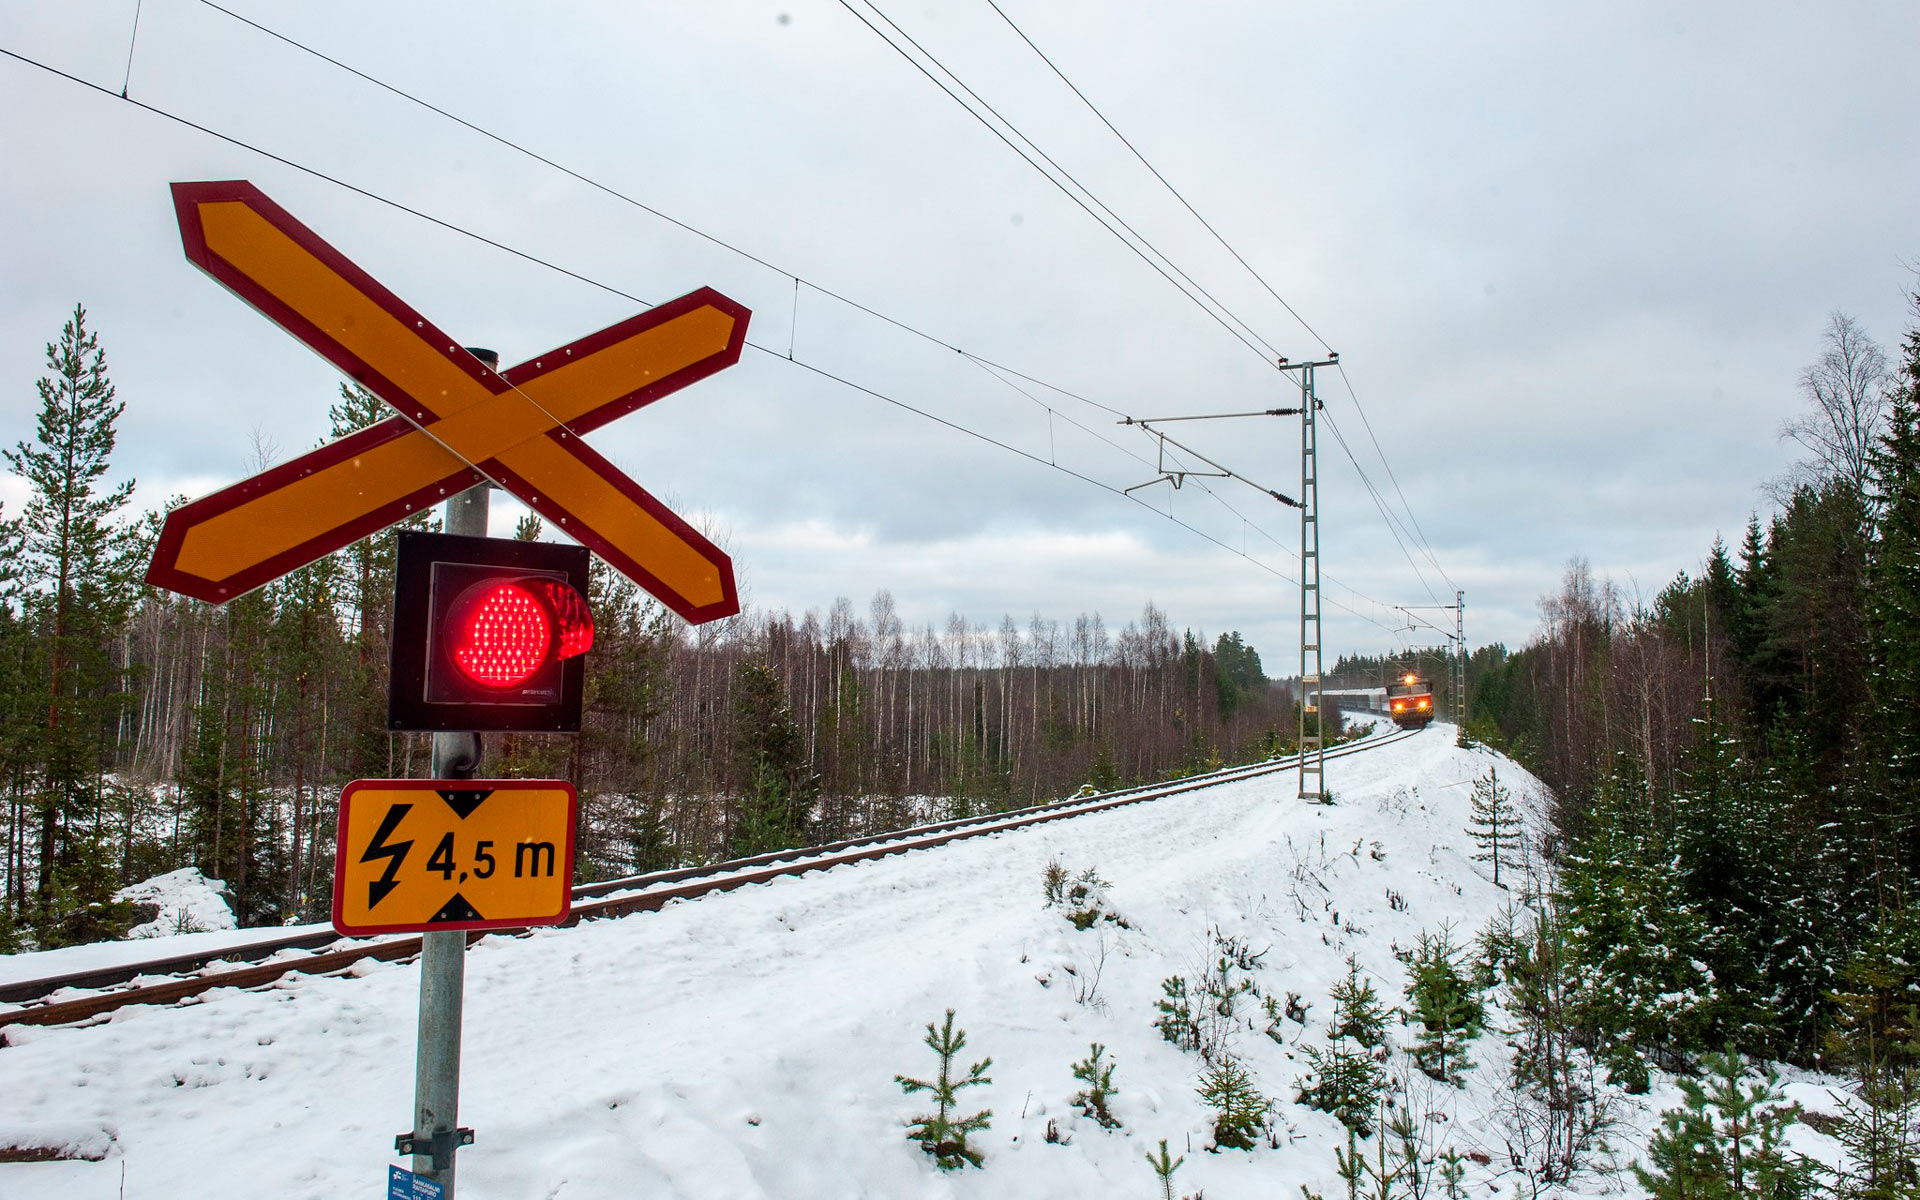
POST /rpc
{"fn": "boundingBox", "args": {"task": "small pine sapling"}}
[1070,1042,1122,1128]
[1042,857,1070,906]
[1147,1138,1186,1200]
[1198,1055,1273,1151]
[895,1009,994,1170]
[1298,956,1389,1134]
[1632,1049,1813,1200]
[1438,1146,1468,1200]
[1157,975,1201,1051]
[1404,927,1484,1085]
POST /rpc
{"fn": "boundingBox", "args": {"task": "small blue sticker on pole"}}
[389,1164,444,1200]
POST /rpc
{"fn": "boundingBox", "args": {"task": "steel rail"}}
[0,726,1416,1031]
[3,742,1338,1004]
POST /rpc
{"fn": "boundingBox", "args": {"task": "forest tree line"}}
[1460,299,1920,1193]
[0,305,1300,948]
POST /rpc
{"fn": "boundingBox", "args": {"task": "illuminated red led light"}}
[453,582,554,688]
[445,576,596,691]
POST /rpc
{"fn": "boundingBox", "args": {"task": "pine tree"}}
[1467,765,1519,887]
[1298,956,1388,1132]
[1197,1055,1271,1151]
[1146,1139,1185,1200]
[5,305,140,928]
[1825,906,1920,1200]
[1404,927,1484,1084]
[1069,1042,1121,1129]
[1632,1050,1813,1200]
[728,659,818,857]
[895,1009,993,1170]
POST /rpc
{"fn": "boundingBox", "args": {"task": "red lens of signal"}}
[447,576,596,690]
[453,582,554,688]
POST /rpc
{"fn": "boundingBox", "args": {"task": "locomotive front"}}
[1386,673,1434,729]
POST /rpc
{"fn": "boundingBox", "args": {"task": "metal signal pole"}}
[402,348,495,1197]
[1278,356,1337,800]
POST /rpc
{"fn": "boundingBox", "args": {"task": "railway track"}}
[0,726,1418,1031]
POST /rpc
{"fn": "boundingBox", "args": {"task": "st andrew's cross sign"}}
[145,180,747,624]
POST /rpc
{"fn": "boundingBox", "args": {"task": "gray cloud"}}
[1,0,1914,667]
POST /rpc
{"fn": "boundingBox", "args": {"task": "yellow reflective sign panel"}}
[332,780,576,935]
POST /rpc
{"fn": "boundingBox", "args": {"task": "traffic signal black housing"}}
[389,530,594,733]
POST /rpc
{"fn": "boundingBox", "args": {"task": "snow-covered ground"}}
[113,867,239,940]
[0,726,1844,1197]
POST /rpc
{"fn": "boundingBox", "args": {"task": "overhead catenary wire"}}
[0,38,1407,638]
[974,0,1459,604]
[184,0,1128,438]
[180,3,1422,621]
[1318,405,1447,607]
[835,0,1288,367]
[982,0,1334,356]
[183,0,1443,622]
[1334,361,1459,593]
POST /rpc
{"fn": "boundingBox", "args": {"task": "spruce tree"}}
[896,1009,993,1170]
[1404,927,1484,1084]
[1069,1042,1121,1129]
[5,304,140,928]
[728,659,818,857]
[1824,907,1920,1200]
[1560,778,1715,1086]
[1298,956,1388,1132]
[1467,765,1520,887]
[1864,358,1920,892]
[1670,701,1766,1050]
[1632,1050,1813,1200]
[1197,1055,1271,1151]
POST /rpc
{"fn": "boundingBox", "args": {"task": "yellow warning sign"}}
[331,780,575,935]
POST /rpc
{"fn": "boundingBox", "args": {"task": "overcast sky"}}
[2,1,1916,671]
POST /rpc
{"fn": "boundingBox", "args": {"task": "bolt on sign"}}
[144,180,748,623]
[332,781,576,936]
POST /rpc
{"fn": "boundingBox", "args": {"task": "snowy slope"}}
[0,727,1837,1197]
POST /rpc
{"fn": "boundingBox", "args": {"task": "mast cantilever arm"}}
[1121,421,1300,507]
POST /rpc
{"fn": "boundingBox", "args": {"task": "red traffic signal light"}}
[443,576,593,689]
[390,531,594,732]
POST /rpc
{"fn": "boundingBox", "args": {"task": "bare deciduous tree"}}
[1780,311,1890,497]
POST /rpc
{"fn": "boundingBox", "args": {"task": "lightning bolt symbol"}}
[360,803,413,909]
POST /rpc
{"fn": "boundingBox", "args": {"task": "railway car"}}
[1386,673,1434,729]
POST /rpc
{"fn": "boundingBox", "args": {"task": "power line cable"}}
[977,1,1458,597]
[1318,405,1446,607]
[0,38,1403,637]
[835,0,1286,366]
[1333,361,1458,592]
[184,0,1444,614]
[171,5,1412,617]
[185,0,1131,440]
[981,0,1333,355]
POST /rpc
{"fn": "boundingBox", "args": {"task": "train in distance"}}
[1387,672,1435,729]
